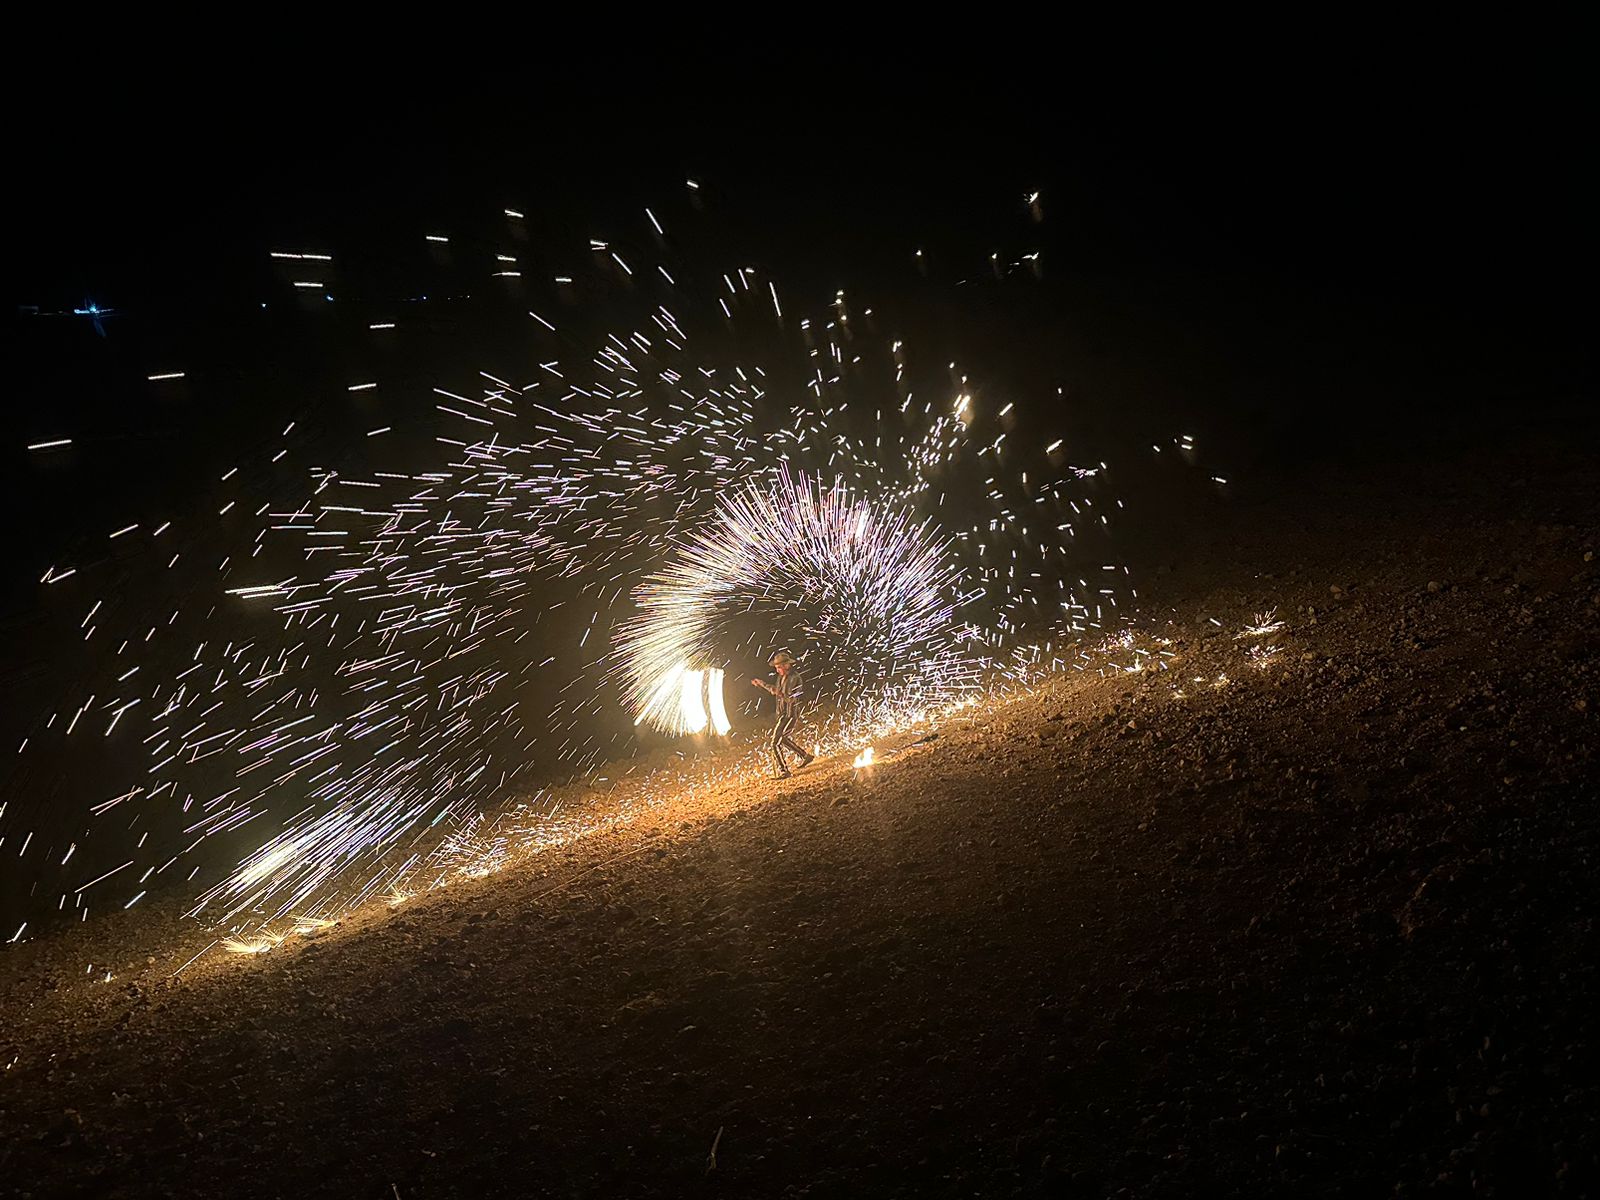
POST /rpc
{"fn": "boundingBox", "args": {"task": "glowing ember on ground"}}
[1238,609,1287,638]
[852,746,876,769]
[222,937,279,955]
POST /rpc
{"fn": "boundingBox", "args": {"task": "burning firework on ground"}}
[0,185,1211,949]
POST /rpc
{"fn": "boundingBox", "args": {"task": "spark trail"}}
[620,467,973,738]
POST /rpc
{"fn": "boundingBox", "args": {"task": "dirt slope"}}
[1,439,1596,1199]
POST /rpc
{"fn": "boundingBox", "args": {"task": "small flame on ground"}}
[852,746,875,769]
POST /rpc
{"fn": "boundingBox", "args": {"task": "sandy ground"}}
[1,433,1596,1198]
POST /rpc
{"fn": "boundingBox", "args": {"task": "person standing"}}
[752,649,814,778]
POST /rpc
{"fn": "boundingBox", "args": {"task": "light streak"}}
[678,668,708,734]
[706,669,731,736]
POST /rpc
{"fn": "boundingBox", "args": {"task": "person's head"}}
[769,649,796,676]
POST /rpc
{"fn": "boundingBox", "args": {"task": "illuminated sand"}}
[2,443,1596,1195]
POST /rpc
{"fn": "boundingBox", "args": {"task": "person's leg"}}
[778,713,812,765]
[770,715,792,775]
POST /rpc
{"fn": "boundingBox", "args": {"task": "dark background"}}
[11,46,1589,450]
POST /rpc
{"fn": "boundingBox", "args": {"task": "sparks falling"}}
[1,185,1211,947]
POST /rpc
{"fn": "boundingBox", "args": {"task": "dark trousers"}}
[770,710,807,772]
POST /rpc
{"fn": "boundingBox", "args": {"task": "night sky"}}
[10,52,1588,598]
[14,53,1587,320]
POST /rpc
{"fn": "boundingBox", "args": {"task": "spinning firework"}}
[621,467,971,736]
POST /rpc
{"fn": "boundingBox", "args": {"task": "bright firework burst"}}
[619,466,972,736]
[1,185,1210,948]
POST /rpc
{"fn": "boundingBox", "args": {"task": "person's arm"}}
[751,677,776,694]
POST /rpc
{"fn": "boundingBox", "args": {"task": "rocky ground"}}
[1,430,1596,1198]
